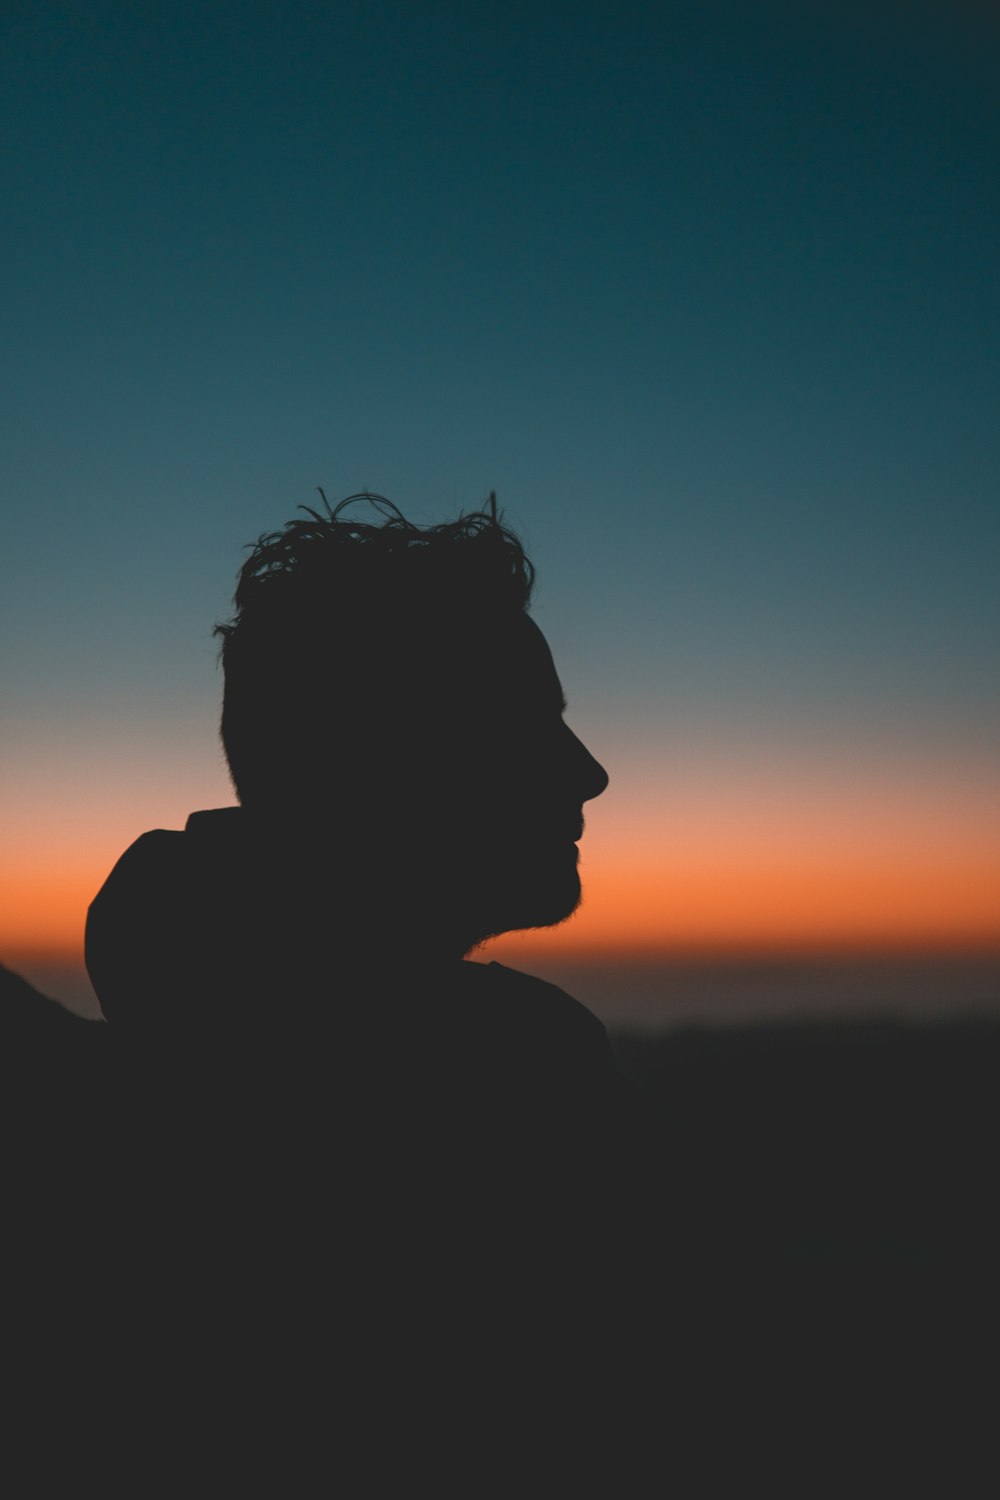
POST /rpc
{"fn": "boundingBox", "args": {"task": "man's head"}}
[216,493,608,953]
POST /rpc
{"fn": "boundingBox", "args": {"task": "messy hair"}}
[216,491,535,806]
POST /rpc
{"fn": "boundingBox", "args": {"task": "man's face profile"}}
[424,613,609,947]
[216,496,607,956]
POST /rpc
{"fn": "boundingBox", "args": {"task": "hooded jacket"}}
[85,807,630,1180]
[87,804,614,1061]
[80,809,656,1460]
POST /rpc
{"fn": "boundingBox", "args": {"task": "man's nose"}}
[566,727,609,803]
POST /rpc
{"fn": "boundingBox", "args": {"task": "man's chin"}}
[483,871,583,940]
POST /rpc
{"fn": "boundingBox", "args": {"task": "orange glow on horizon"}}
[4,742,999,971]
[4,839,999,972]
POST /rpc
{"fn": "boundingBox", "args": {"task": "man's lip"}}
[519,816,583,843]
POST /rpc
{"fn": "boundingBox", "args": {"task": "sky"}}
[3,0,999,1016]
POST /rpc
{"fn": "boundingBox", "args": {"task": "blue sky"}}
[3,0,999,990]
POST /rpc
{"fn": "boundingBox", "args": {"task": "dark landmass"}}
[0,960,100,1035]
[3,958,995,1473]
[4,958,996,1269]
[611,1018,1000,1270]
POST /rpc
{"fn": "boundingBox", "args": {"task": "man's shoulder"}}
[463,960,612,1066]
[471,960,600,1022]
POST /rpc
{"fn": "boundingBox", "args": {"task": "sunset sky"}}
[3,0,998,1016]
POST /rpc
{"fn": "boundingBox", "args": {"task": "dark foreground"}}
[611,1015,1000,1271]
[609,1018,999,1480]
[3,962,997,1481]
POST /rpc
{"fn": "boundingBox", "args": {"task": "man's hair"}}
[215,491,535,807]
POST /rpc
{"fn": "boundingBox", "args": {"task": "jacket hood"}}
[85,808,268,1030]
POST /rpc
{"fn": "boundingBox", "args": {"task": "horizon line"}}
[8,935,1000,971]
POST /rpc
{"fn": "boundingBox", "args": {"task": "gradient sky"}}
[3,0,999,1007]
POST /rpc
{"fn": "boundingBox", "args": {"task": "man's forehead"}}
[392,610,565,722]
[483,614,566,709]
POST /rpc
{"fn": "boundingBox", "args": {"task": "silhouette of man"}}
[87,495,611,1072]
[83,495,646,1444]
[71,495,957,1476]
